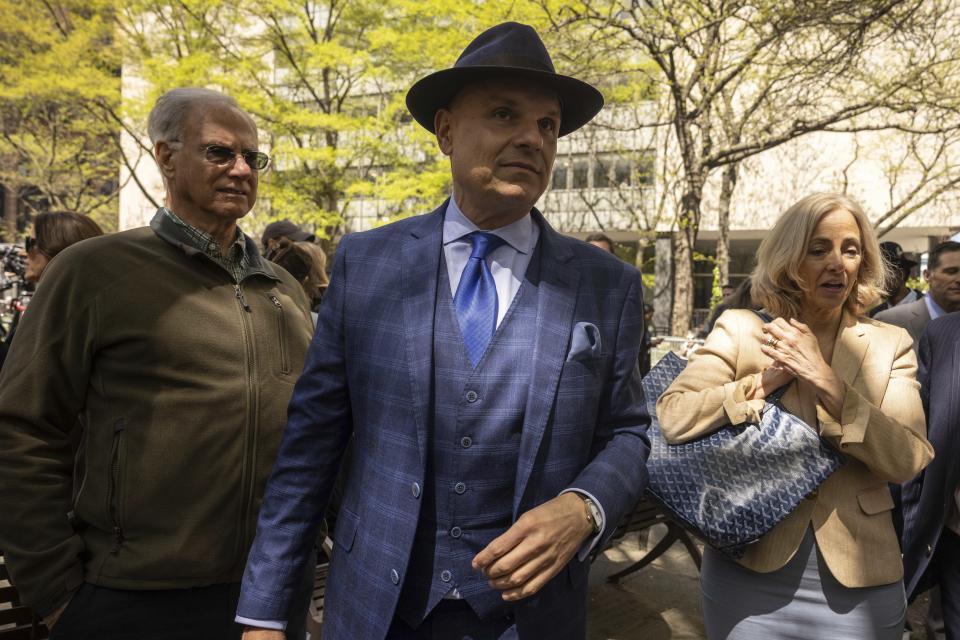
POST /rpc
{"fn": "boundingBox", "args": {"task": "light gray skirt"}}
[700,528,906,639]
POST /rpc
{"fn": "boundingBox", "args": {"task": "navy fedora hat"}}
[405,22,604,137]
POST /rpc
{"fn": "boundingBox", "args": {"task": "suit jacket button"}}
[465,390,479,403]
[411,482,421,498]
[390,569,400,585]
[450,526,462,538]
[440,570,452,583]
[454,482,467,494]
[461,436,472,448]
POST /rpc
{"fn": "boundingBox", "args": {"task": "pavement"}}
[586,525,935,640]
[587,524,705,640]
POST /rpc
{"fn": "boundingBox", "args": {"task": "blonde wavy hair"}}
[751,193,889,319]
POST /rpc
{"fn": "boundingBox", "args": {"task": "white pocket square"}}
[567,321,602,362]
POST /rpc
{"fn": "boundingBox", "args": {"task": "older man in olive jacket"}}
[0,88,314,640]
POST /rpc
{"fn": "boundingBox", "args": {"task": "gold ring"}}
[773,338,780,348]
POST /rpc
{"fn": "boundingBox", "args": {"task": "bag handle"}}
[751,309,792,404]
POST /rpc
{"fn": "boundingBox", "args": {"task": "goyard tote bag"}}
[642,349,845,557]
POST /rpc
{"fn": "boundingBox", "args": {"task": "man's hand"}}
[472,492,594,602]
[42,596,71,631]
[241,629,285,640]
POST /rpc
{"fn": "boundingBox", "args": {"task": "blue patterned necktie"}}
[454,231,506,367]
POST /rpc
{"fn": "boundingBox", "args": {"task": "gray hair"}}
[147,87,245,144]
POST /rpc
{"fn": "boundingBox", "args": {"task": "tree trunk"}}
[670,179,704,336]
[2,182,17,243]
[715,162,738,289]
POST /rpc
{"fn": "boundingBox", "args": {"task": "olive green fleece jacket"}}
[0,213,314,615]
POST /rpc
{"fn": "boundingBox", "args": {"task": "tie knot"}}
[468,232,505,260]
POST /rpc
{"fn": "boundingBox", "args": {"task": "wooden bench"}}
[593,497,702,584]
[0,552,48,640]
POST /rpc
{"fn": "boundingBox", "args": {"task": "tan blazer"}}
[657,309,934,587]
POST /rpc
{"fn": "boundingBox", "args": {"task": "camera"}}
[1,244,26,288]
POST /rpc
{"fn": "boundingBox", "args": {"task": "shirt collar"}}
[442,195,536,255]
[161,207,248,259]
[925,293,947,320]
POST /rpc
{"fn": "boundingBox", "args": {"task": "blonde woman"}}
[657,193,934,639]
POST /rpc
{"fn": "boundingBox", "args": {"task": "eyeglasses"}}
[201,144,270,171]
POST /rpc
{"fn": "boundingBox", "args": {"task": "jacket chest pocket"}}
[106,418,127,552]
[267,293,291,375]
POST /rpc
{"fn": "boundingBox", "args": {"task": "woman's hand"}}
[759,318,846,419]
[750,364,795,400]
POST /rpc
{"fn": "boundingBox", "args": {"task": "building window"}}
[550,150,655,191]
[572,159,590,189]
[552,163,568,190]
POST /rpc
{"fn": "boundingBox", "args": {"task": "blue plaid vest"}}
[395,248,540,626]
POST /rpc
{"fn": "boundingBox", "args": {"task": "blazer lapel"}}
[401,202,446,469]
[831,310,869,389]
[514,211,580,514]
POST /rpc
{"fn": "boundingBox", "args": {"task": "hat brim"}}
[406,66,604,138]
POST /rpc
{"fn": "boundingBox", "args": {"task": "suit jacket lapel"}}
[514,210,580,514]
[401,202,446,469]
[831,310,869,389]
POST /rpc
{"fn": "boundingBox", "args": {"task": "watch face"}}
[586,499,601,533]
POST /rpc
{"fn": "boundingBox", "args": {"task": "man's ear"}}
[154,141,177,179]
[923,268,930,282]
[435,109,453,156]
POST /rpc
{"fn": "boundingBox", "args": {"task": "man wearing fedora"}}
[236,21,650,640]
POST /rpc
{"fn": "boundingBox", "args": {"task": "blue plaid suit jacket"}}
[238,201,651,639]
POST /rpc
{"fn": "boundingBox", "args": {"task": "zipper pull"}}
[235,284,251,312]
[270,294,282,309]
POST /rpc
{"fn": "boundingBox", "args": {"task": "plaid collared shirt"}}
[160,207,253,283]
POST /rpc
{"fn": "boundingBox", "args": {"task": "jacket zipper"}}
[269,294,290,374]
[107,419,125,553]
[235,280,258,562]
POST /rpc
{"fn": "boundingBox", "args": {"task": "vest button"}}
[440,570,452,583]
[450,526,462,538]
[460,436,472,448]
[465,390,479,403]
[411,482,421,498]
[390,569,400,585]
[454,482,466,494]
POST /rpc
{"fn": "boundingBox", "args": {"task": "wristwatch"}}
[582,496,602,535]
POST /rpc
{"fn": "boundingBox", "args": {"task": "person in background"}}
[658,192,933,639]
[261,219,314,257]
[24,212,104,285]
[0,87,314,640]
[1,212,104,372]
[585,231,614,253]
[296,240,329,304]
[725,277,757,311]
[875,240,960,350]
[869,241,922,317]
[876,241,960,640]
[697,282,738,338]
[267,238,328,318]
[237,22,650,640]
[902,312,960,640]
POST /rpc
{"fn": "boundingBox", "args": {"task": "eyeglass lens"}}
[204,145,270,171]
